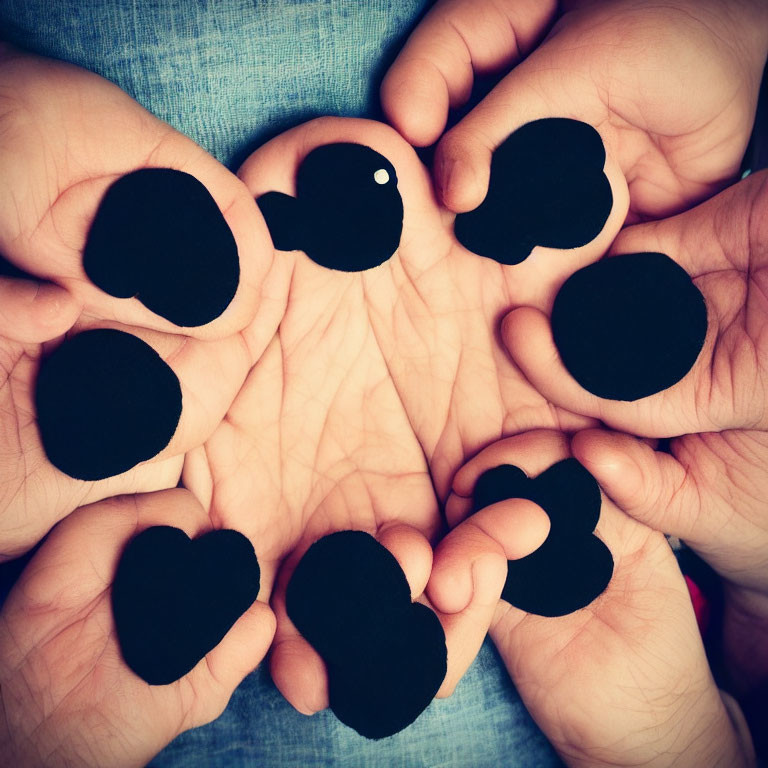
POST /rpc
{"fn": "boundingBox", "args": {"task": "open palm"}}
[186,115,626,714]
[0,489,274,768]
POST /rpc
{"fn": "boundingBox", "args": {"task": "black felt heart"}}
[472,459,613,617]
[551,251,707,401]
[286,530,447,739]
[454,118,613,265]
[35,328,182,481]
[84,168,240,327]
[257,143,403,272]
[112,526,260,686]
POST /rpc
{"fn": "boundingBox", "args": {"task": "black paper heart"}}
[286,530,447,738]
[454,118,612,265]
[112,526,260,685]
[84,168,240,327]
[472,459,613,616]
[551,251,707,401]
[257,143,403,272]
[35,328,182,481]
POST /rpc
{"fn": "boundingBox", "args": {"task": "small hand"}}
[383,0,768,220]
[0,489,274,768]
[429,429,755,768]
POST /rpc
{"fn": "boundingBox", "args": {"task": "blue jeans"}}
[0,1,563,765]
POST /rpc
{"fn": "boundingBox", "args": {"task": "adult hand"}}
[190,114,626,717]
[0,489,274,768]
[429,429,755,768]
[383,0,768,220]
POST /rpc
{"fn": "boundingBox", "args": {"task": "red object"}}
[685,575,710,635]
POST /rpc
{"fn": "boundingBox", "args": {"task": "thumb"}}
[571,429,702,541]
[0,273,80,343]
[381,0,557,148]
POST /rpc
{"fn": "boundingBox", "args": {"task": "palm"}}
[184,116,624,705]
[503,170,768,441]
[0,320,258,561]
[546,0,765,220]
[0,491,274,768]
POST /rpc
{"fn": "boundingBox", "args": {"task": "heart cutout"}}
[112,526,260,685]
[257,143,403,272]
[472,459,613,616]
[286,530,447,739]
[454,118,613,265]
[84,168,240,327]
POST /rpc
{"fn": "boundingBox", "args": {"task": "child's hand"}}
[200,112,626,718]
[0,43,273,338]
[382,0,768,220]
[0,489,274,768]
[430,429,755,768]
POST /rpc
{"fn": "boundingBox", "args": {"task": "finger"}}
[381,0,557,147]
[269,524,435,717]
[428,498,550,696]
[195,599,276,723]
[269,543,332,716]
[377,523,434,600]
[501,306,605,419]
[571,429,702,541]
[0,274,80,343]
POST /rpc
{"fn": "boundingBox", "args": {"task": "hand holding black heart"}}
[84,168,240,327]
[454,118,613,265]
[285,530,447,739]
[112,525,261,686]
[472,459,613,617]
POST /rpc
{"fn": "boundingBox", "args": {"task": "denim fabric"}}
[0,0,434,170]
[150,639,560,768]
[0,1,565,765]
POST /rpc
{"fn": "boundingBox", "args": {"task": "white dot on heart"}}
[374,169,389,185]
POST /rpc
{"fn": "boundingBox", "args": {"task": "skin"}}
[431,429,755,768]
[382,0,768,221]
[0,489,275,768]
[0,46,285,560]
[0,61,626,762]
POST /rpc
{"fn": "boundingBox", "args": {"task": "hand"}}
[0,489,274,768]
[429,429,755,768]
[503,170,768,438]
[183,114,626,716]
[503,170,768,694]
[382,0,768,220]
[571,425,768,697]
[0,46,282,559]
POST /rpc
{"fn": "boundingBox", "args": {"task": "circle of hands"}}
[1,0,767,766]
